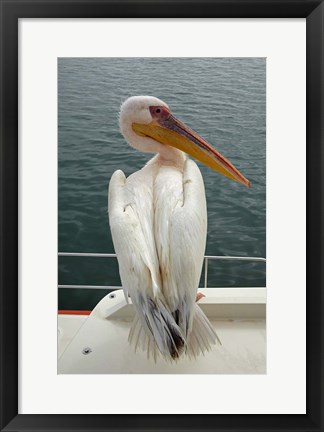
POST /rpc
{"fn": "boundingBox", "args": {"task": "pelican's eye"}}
[149,105,169,119]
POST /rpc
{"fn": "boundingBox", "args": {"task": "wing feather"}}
[108,168,185,360]
[154,159,219,353]
[108,169,160,299]
[154,159,207,312]
[169,159,207,334]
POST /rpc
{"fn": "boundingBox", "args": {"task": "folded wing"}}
[108,168,186,360]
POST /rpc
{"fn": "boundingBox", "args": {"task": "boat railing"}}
[58,252,266,290]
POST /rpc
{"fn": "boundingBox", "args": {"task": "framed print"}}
[1,0,323,431]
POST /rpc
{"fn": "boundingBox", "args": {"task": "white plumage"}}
[108,96,248,361]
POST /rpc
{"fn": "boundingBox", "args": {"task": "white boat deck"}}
[58,287,266,374]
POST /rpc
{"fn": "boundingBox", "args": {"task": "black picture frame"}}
[1,1,323,431]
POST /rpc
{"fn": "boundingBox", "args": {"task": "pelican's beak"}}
[133,111,250,187]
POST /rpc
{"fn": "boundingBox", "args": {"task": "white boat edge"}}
[58,287,266,374]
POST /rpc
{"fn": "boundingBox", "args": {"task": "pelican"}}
[108,96,249,361]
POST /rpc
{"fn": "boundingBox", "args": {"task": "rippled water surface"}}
[58,58,266,310]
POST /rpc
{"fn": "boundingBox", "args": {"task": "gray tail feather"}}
[129,295,186,361]
[186,304,221,359]
[129,297,221,362]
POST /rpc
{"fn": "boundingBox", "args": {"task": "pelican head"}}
[119,96,250,187]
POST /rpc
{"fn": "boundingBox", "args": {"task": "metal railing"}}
[58,252,266,290]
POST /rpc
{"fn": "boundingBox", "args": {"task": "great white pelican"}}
[108,96,249,361]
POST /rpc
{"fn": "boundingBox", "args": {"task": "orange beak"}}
[133,109,250,187]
